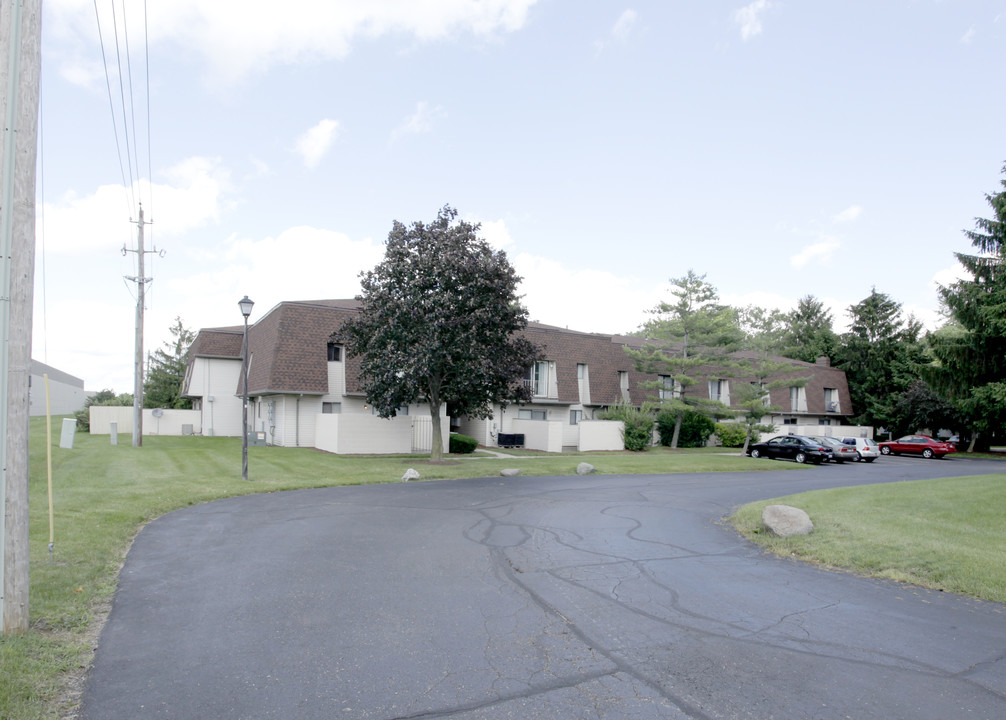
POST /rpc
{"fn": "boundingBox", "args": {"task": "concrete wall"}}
[89,406,202,435]
[315,413,449,454]
[511,418,563,453]
[577,420,624,452]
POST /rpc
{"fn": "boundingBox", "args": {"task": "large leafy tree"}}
[736,305,788,355]
[628,270,742,448]
[341,205,540,461]
[781,295,839,363]
[835,289,925,432]
[144,317,195,409]
[927,163,1006,447]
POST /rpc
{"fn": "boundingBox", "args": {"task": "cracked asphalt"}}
[80,456,1006,719]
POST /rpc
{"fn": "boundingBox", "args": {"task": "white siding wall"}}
[29,372,88,416]
[190,357,243,437]
[456,415,494,447]
[327,358,346,397]
[256,395,323,447]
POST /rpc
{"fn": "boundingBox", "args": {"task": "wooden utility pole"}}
[1,0,43,635]
[123,206,153,447]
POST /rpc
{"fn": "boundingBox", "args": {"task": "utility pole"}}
[122,206,155,447]
[1,0,42,635]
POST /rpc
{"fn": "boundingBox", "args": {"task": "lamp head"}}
[238,295,255,318]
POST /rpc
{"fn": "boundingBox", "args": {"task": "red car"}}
[878,435,956,459]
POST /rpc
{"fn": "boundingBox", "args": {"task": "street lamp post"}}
[239,296,255,480]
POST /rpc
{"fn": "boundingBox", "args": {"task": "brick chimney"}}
[815,356,831,366]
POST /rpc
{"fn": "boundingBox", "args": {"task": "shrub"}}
[656,410,715,447]
[449,433,479,454]
[599,404,653,451]
[714,422,747,448]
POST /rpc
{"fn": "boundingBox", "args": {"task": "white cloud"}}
[473,217,516,250]
[295,119,340,168]
[613,9,638,42]
[40,156,229,254]
[833,205,862,223]
[512,253,657,334]
[931,260,969,291]
[791,236,840,268]
[49,0,540,85]
[961,26,977,44]
[391,102,447,142]
[732,0,774,42]
[595,9,638,53]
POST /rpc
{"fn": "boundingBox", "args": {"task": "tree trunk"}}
[429,402,444,462]
[671,410,683,449]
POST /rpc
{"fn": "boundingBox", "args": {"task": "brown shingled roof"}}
[187,299,853,417]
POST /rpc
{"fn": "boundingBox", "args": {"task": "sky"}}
[32,0,1006,394]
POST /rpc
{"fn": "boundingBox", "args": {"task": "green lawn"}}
[730,476,1006,603]
[2,417,1003,719]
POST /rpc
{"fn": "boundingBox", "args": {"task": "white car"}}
[841,437,880,462]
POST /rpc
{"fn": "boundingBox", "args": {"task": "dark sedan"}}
[878,435,956,459]
[747,435,831,464]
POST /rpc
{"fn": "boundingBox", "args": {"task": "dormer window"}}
[327,343,342,362]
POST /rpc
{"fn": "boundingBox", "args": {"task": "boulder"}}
[500,468,521,477]
[402,468,421,482]
[762,504,814,537]
[576,462,596,475]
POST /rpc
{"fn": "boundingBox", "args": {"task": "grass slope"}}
[730,475,1006,603]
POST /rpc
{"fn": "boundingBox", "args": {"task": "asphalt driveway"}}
[80,457,1006,719]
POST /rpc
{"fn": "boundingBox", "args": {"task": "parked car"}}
[878,435,956,459]
[747,435,831,464]
[811,436,859,463]
[841,436,880,462]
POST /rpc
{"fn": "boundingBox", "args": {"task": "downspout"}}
[296,395,302,447]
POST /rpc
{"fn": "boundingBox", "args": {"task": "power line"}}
[92,0,132,217]
[108,0,136,209]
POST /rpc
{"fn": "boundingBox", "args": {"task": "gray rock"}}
[576,462,595,475]
[500,468,521,477]
[402,468,421,482]
[762,504,814,537]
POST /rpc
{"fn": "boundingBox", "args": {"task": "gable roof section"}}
[188,328,243,359]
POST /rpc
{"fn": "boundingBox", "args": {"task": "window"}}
[783,417,797,425]
[525,361,550,397]
[824,388,840,413]
[570,409,583,425]
[322,402,342,414]
[789,386,807,412]
[708,379,730,405]
[618,371,630,401]
[751,381,770,406]
[327,343,342,362]
[518,409,547,420]
[658,375,676,400]
[577,363,586,380]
